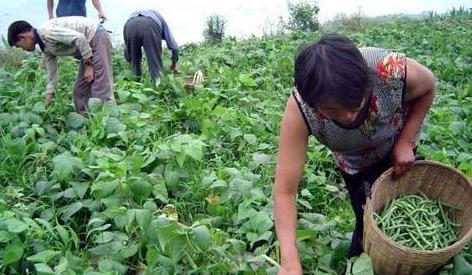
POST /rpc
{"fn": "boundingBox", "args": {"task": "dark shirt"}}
[56,0,87,17]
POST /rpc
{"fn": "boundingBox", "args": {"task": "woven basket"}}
[182,75,208,92]
[363,160,472,275]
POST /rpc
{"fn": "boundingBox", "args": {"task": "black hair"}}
[294,33,373,109]
[7,21,33,47]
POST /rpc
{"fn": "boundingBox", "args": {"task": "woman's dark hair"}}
[7,21,33,47]
[294,33,373,108]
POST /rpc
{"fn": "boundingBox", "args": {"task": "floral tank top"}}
[293,47,408,175]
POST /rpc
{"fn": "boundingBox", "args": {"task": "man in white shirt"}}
[8,17,113,113]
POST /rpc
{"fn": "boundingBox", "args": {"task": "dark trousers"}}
[341,155,394,258]
[123,16,163,82]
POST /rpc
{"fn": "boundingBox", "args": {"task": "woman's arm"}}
[274,95,309,274]
[392,58,435,179]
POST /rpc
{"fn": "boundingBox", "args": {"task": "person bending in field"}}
[273,34,435,274]
[47,0,107,21]
[123,10,179,83]
[8,17,113,113]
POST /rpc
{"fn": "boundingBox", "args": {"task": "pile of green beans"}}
[374,194,460,250]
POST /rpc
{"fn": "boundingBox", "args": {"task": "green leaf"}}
[350,253,374,275]
[298,199,313,210]
[295,229,316,242]
[27,250,61,263]
[3,242,24,265]
[8,138,26,158]
[175,153,187,167]
[326,185,340,193]
[117,243,138,260]
[243,134,258,144]
[239,74,257,87]
[98,258,128,273]
[252,152,273,166]
[192,225,211,251]
[135,209,152,229]
[94,232,115,244]
[87,224,112,240]
[60,202,83,222]
[249,230,272,248]
[1,218,28,233]
[53,153,83,182]
[54,255,69,273]
[70,181,89,200]
[183,143,203,162]
[114,210,135,230]
[453,253,472,275]
[146,247,159,267]
[34,263,54,274]
[63,188,77,199]
[143,201,158,212]
[88,98,103,112]
[66,112,86,129]
[35,181,51,195]
[117,89,130,101]
[152,180,169,203]
[129,179,152,199]
[331,238,350,270]
[56,224,70,248]
[91,179,119,198]
[0,231,14,243]
[106,117,126,134]
[300,213,327,224]
[249,211,273,234]
[301,189,313,197]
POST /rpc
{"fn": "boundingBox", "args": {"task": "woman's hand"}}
[391,139,415,180]
[278,260,302,275]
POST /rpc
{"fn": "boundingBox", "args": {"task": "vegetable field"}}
[0,16,471,274]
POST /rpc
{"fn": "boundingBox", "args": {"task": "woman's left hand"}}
[391,139,415,180]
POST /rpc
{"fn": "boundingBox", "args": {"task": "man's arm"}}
[41,26,94,83]
[91,0,107,21]
[392,57,435,178]
[44,54,58,99]
[274,95,309,275]
[47,0,55,19]
[160,20,179,72]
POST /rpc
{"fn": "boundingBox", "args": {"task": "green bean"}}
[374,194,461,250]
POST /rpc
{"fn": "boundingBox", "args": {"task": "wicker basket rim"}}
[366,160,472,253]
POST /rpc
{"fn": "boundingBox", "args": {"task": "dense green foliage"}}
[287,0,320,32]
[0,15,471,274]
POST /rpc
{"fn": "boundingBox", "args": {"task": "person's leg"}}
[73,62,92,113]
[123,18,143,79]
[123,22,131,63]
[89,31,114,102]
[342,174,367,258]
[342,156,393,258]
[141,17,163,82]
